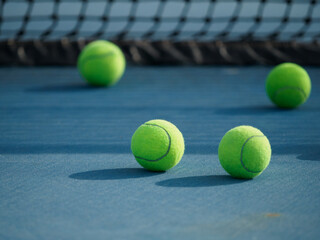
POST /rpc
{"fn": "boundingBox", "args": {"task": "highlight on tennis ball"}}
[266,62,311,108]
[77,40,126,87]
[131,119,185,172]
[218,125,271,179]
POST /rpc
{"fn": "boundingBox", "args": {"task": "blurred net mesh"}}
[0,0,319,65]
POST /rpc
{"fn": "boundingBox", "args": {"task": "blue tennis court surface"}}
[0,66,319,239]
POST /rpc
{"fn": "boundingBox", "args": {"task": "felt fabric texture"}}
[218,126,271,179]
[131,120,185,171]
[77,40,126,86]
[266,63,311,108]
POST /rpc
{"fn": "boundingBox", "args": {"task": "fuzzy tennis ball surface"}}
[131,119,185,172]
[77,40,125,86]
[218,126,271,179]
[266,63,311,108]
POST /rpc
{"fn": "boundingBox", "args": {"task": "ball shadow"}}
[273,144,320,161]
[156,175,248,188]
[27,83,104,92]
[214,105,290,116]
[297,152,320,161]
[296,145,320,161]
[69,168,162,181]
[0,143,130,154]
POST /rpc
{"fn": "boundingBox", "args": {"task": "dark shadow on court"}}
[0,144,130,154]
[3,144,319,159]
[27,83,102,92]
[156,175,247,188]
[186,144,320,158]
[0,105,216,112]
[69,168,162,180]
[0,143,218,154]
[273,144,320,161]
[215,105,296,115]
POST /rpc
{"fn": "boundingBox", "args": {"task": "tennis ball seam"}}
[272,86,307,101]
[133,123,172,162]
[240,135,266,174]
[80,52,116,68]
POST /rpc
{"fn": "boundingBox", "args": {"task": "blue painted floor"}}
[0,66,319,240]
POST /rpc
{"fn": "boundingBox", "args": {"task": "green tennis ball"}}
[218,126,271,179]
[131,119,185,172]
[77,40,126,86]
[266,63,311,108]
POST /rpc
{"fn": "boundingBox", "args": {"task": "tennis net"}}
[0,0,319,65]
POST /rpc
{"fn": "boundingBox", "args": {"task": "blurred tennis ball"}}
[266,63,311,108]
[77,40,126,87]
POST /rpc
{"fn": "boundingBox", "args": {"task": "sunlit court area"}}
[0,1,319,239]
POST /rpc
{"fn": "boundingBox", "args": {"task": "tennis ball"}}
[77,40,125,86]
[218,126,271,179]
[266,63,311,108]
[131,119,185,172]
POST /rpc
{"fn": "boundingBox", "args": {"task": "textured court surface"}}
[0,67,319,240]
